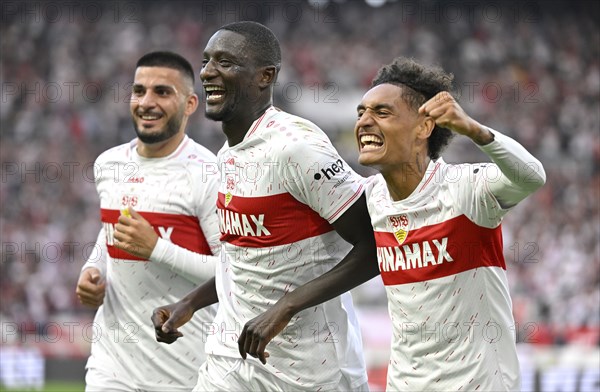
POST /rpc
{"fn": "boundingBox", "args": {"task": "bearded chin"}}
[134,116,181,144]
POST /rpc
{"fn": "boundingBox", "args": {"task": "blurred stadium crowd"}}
[1,0,598,348]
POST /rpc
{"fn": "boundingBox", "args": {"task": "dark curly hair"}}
[371,58,455,160]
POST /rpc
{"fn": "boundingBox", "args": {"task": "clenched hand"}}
[113,206,158,259]
[76,267,105,308]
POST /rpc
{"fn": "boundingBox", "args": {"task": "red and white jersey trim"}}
[217,192,333,248]
[375,214,505,286]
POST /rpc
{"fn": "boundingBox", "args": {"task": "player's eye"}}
[156,89,170,96]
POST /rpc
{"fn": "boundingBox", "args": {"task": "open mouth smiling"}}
[204,85,226,103]
[360,134,384,152]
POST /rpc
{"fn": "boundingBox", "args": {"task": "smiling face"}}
[130,66,196,145]
[200,29,262,123]
[355,83,431,172]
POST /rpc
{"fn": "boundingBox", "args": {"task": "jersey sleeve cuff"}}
[148,237,169,263]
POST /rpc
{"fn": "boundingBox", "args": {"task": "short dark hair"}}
[371,58,455,160]
[136,51,195,86]
[219,21,281,71]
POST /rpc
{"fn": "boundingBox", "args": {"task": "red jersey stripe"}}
[101,209,212,261]
[246,107,271,139]
[418,162,441,193]
[375,214,505,285]
[217,192,334,248]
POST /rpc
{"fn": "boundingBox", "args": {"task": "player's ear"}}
[417,116,435,140]
[258,65,277,89]
[185,93,199,116]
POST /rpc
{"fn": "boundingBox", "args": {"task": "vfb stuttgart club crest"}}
[225,176,235,207]
[224,156,235,207]
[389,214,409,245]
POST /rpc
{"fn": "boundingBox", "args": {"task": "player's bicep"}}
[330,194,373,246]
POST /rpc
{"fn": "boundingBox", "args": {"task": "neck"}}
[137,132,185,158]
[381,153,431,201]
[223,102,272,147]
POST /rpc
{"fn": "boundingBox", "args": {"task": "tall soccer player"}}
[75,51,221,391]
[152,22,379,391]
[356,58,546,391]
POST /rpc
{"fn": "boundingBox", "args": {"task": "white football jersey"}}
[84,135,220,391]
[366,158,521,392]
[205,107,368,390]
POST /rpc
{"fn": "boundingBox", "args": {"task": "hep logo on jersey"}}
[314,158,345,181]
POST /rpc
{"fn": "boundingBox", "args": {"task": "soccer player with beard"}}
[76,51,221,392]
[152,22,379,391]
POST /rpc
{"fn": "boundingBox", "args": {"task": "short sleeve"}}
[278,121,364,223]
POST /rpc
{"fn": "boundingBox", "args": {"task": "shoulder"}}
[174,138,220,188]
[95,139,136,165]
[439,159,499,186]
[271,111,338,158]
[179,137,218,164]
[364,174,388,202]
[263,109,330,143]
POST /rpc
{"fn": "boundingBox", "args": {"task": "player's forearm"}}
[465,120,495,146]
[149,238,217,284]
[277,243,379,317]
[81,229,107,277]
[277,194,379,315]
[180,277,219,311]
[478,127,546,207]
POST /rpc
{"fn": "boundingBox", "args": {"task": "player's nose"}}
[137,91,157,108]
[356,110,375,129]
[200,59,217,81]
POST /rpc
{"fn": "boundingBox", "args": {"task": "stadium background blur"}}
[1,0,598,391]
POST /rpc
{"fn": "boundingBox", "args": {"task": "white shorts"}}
[193,355,369,392]
[85,364,192,392]
[85,365,136,392]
